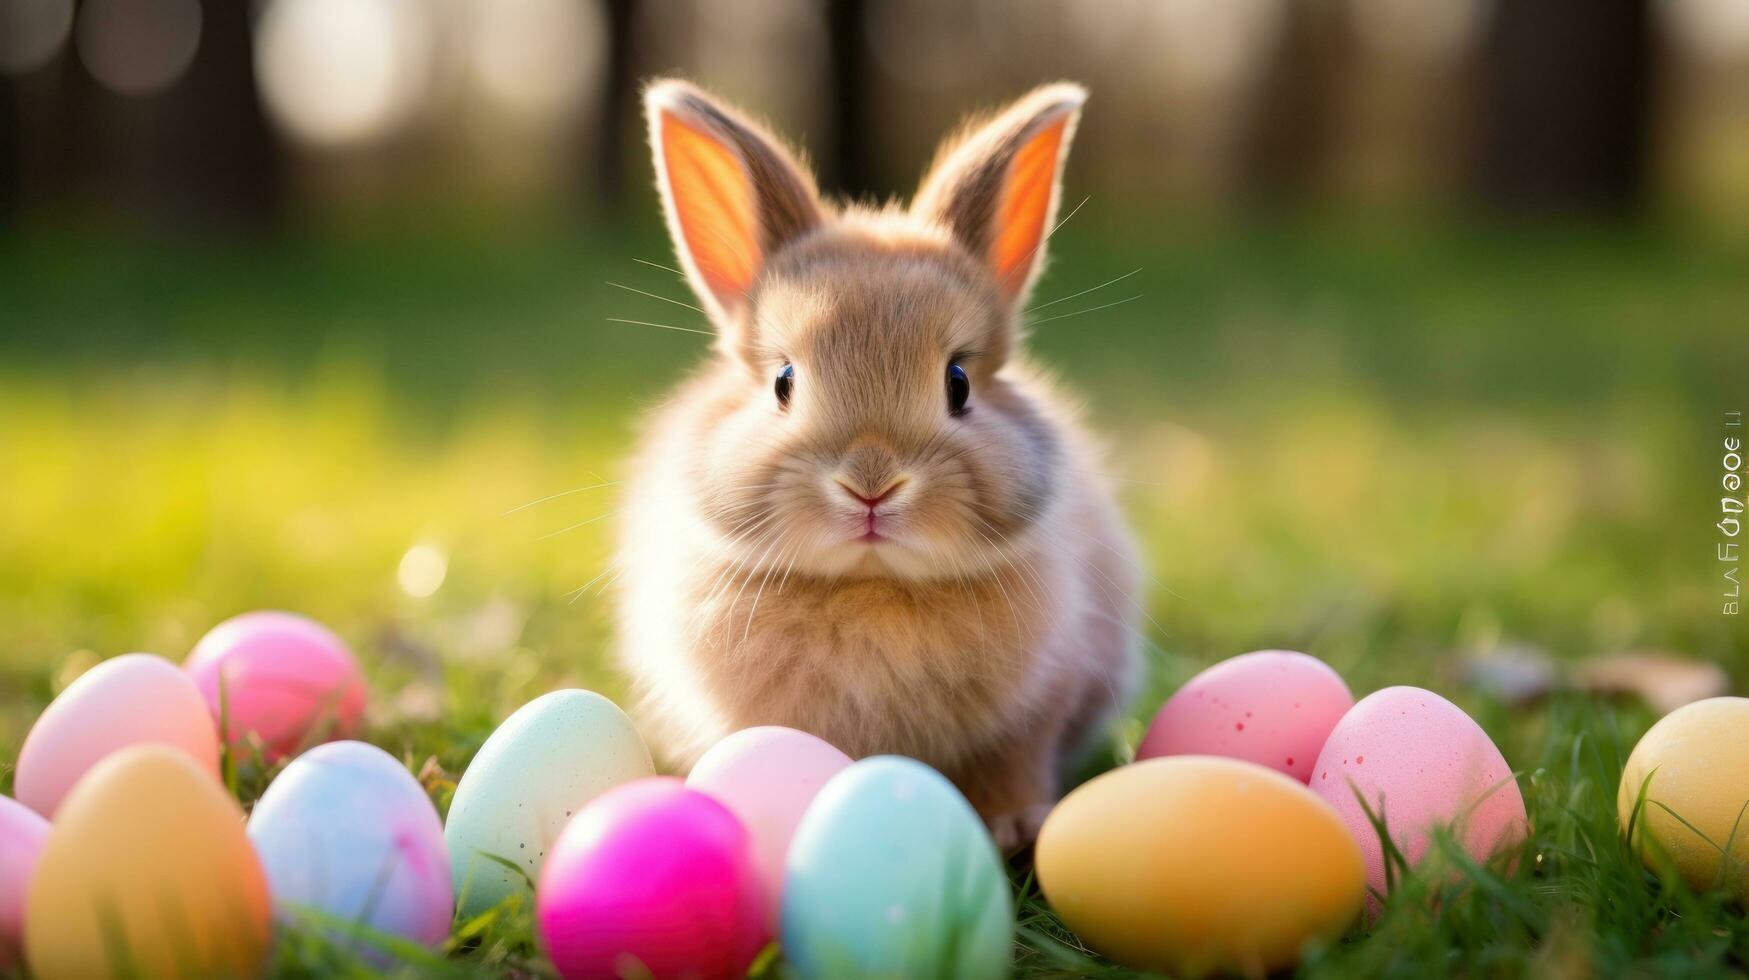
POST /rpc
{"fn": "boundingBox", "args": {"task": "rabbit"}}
[614,78,1141,851]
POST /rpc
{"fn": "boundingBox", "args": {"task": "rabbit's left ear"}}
[645,80,824,327]
[912,84,1086,308]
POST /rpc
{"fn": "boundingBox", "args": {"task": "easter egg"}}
[1137,650,1353,782]
[782,756,1012,980]
[248,740,453,951]
[184,610,367,759]
[447,689,655,917]
[1618,696,1749,898]
[24,745,271,980]
[14,652,220,817]
[1037,756,1363,976]
[0,795,49,968]
[537,777,768,980]
[686,726,852,923]
[1310,686,1526,904]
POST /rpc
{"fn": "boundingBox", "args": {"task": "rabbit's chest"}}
[686,568,1066,759]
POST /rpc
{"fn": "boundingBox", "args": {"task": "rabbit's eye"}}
[775,363,795,409]
[947,362,970,416]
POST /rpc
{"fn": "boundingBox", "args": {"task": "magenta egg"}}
[1137,650,1353,782]
[183,611,367,760]
[537,778,768,980]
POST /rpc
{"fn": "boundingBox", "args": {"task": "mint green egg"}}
[445,690,653,917]
[782,756,1013,978]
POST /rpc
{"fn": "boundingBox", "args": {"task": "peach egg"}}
[1137,650,1353,782]
[1037,756,1364,976]
[1310,686,1527,906]
[14,652,220,818]
[24,745,271,980]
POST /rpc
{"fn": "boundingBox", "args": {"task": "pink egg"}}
[1137,650,1353,782]
[537,778,768,980]
[0,795,50,968]
[183,611,367,760]
[685,726,853,924]
[15,653,221,818]
[1310,686,1527,907]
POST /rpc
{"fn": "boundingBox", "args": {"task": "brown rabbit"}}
[615,78,1140,849]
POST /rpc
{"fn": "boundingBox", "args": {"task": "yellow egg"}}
[24,745,271,980]
[1037,756,1364,977]
[1618,696,1749,898]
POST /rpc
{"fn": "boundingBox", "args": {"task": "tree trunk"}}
[825,0,874,199]
[1478,0,1653,211]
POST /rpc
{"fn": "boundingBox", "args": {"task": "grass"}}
[0,214,1746,977]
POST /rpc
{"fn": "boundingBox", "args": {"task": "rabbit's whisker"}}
[502,480,620,516]
[606,281,706,315]
[538,508,621,540]
[565,562,621,605]
[633,257,686,278]
[1028,267,1142,312]
[1027,294,1141,326]
[606,317,713,337]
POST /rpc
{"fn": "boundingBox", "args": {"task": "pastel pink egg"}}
[685,726,853,924]
[0,795,50,968]
[1310,686,1527,907]
[183,611,367,760]
[1137,650,1353,782]
[537,778,768,980]
[15,653,221,818]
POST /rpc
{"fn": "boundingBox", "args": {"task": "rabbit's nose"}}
[837,477,906,509]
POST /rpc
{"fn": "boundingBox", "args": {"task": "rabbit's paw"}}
[988,801,1054,855]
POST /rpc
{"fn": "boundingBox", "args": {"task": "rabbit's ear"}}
[645,80,824,325]
[912,84,1086,308]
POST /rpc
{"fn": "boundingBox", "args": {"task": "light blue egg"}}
[247,740,453,953]
[444,689,654,917]
[782,756,1013,979]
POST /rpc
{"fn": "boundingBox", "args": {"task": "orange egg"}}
[1037,756,1364,977]
[24,745,271,980]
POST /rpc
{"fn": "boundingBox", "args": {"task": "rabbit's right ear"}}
[645,80,824,327]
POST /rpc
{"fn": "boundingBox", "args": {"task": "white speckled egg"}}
[445,690,654,917]
[248,740,452,952]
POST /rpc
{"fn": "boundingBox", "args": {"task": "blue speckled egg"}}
[247,740,452,952]
[782,756,1012,979]
[445,689,654,917]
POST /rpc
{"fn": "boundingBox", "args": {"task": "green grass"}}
[0,215,1746,976]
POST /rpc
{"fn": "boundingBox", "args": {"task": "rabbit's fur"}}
[616,79,1140,849]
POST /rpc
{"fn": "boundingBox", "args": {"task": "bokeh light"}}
[74,0,202,97]
[463,0,604,127]
[398,542,449,599]
[0,0,74,76]
[1660,0,1749,63]
[255,0,435,147]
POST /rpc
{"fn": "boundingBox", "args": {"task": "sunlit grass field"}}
[1,217,1745,975]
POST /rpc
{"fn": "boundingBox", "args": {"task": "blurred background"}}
[1,0,1746,760]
